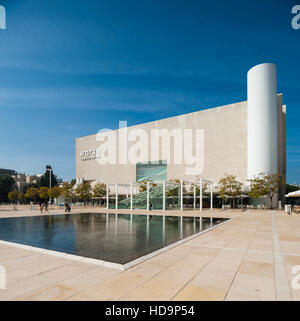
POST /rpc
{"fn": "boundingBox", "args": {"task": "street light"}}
[47,167,53,204]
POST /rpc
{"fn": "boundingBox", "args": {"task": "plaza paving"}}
[0,206,299,301]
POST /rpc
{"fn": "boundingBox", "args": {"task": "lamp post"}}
[47,168,53,204]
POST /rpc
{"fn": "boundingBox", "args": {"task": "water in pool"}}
[0,213,228,264]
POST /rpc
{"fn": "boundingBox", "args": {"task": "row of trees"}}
[137,173,282,209]
[0,175,15,203]
[0,165,59,203]
[8,182,107,205]
[217,172,281,208]
[7,172,282,208]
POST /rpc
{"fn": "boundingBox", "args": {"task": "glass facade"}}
[136,161,167,182]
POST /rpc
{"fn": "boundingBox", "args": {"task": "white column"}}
[130,182,133,210]
[126,185,128,198]
[200,178,203,212]
[180,179,183,211]
[147,181,150,211]
[106,184,109,210]
[163,180,166,211]
[115,183,118,210]
[210,183,213,211]
[193,185,196,209]
[247,63,278,179]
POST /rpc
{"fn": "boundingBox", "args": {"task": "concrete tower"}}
[247,63,278,180]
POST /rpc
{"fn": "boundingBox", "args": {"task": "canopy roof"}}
[285,190,300,198]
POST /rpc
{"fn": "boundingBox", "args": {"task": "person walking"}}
[149,202,152,211]
[45,200,49,213]
[39,201,44,214]
[65,202,71,213]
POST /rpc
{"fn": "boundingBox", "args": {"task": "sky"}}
[0,0,299,183]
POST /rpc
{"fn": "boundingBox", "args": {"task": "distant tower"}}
[247,63,278,179]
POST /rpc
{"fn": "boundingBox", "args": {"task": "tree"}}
[166,179,187,197]
[76,182,92,204]
[25,187,39,202]
[248,172,281,209]
[48,186,61,199]
[286,184,300,194]
[190,180,209,195]
[248,175,266,202]
[40,165,58,188]
[138,180,157,193]
[61,182,75,202]
[0,175,15,202]
[39,187,49,200]
[8,190,19,203]
[92,183,107,198]
[22,183,39,194]
[217,174,242,208]
[18,192,25,203]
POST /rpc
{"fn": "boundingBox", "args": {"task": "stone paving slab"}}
[0,208,299,300]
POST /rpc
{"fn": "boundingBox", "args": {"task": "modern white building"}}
[75,63,286,208]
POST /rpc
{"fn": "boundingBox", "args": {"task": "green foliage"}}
[39,187,49,200]
[217,174,242,199]
[18,192,25,202]
[190,180,209,195]
[248,172,281,209]
[8,190,19,202]
[40,165,58,188]
[0,175,15,202]
[48,186,61,199]
[21,183,39,194]
[286,184,299,194]
[92,182,107,198]
[138,180,157,193]
[166,179,186,197]
[61,182,75,201]
[76,182,92,203]
[25,187,39,201]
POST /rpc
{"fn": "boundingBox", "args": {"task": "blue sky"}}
[0,0,299,183]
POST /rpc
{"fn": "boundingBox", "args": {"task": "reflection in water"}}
[0,213,228,264]
[162,216,166,246]
[106,213,109,230]
[180,216,183,239]
[130,214,133,239]
[210,217,213,227]
[146,215,150,245]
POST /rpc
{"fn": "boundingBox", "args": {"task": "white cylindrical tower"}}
[247,63,278,179]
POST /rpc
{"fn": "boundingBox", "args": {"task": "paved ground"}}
[0,206,299,301]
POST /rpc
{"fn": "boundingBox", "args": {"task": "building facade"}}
[75,63,286,204]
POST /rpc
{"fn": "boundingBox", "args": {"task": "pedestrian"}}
[45,200,49,213]
[65,202,71,213]
[39,201,44,214]
[149,202,152,211]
